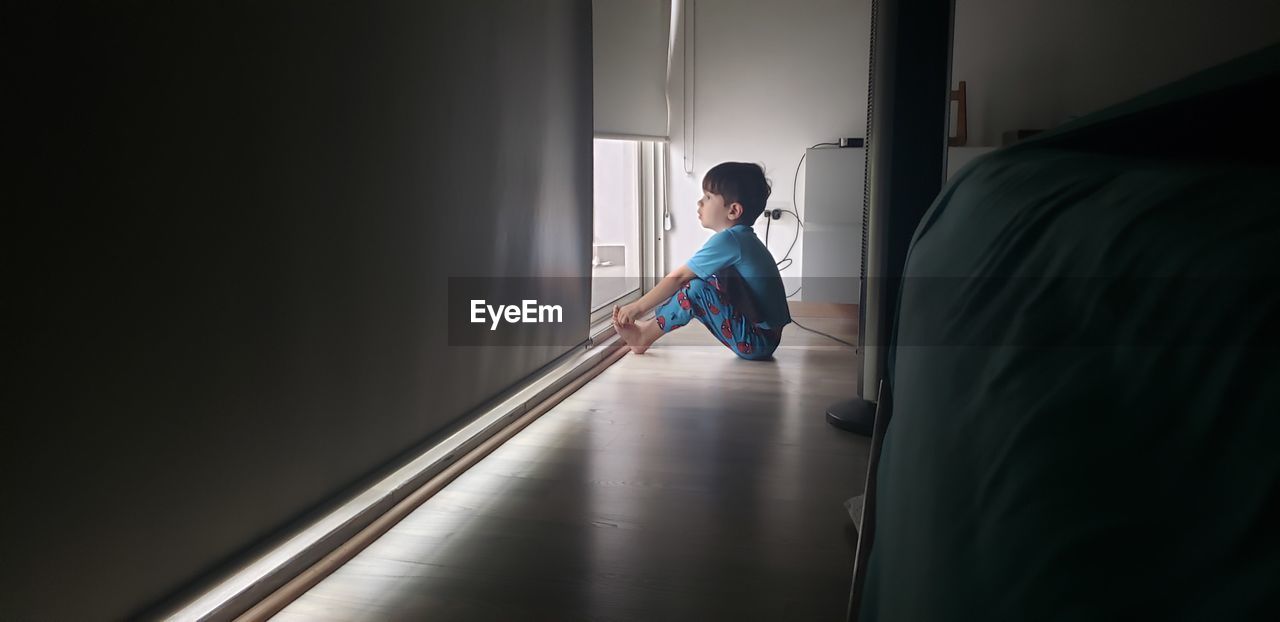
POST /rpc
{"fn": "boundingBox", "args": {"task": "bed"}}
[857,43,1280,620]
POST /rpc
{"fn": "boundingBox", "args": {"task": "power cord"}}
[780,208,804,273]
[778,142,838,299]
[767,142,839,266]
[779,143,840,266]
[791,319,857,347]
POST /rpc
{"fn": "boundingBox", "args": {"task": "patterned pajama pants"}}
[653,268,781,360]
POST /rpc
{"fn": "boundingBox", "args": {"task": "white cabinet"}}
[801,147,865,303]
[798,145,999,304]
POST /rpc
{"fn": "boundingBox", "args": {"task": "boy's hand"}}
[613,303,639,327]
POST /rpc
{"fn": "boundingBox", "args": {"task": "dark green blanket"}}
[860,44,1280,620]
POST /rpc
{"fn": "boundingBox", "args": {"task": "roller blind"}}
[3,1,594,619]
[593,0,673,140]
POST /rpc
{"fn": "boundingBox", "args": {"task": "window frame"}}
[588,139,667,336]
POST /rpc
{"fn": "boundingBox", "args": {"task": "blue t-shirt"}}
[686,224,792,329]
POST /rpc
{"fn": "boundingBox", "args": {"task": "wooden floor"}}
[273,312,868,621]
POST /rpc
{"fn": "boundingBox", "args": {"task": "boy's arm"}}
[613,263,696,326]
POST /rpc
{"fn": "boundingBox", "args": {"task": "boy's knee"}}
[680,277,721,304]
[685,277,715,297]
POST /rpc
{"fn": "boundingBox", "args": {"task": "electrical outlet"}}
[765,201,793,219]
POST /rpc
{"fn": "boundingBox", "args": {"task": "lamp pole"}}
[826,0,955,437]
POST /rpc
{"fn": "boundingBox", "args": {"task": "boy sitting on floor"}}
[612,162,791,360]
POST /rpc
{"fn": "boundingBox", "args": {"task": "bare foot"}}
[616,318,664,354]
[615,319,649,354]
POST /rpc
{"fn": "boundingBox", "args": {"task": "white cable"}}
[664,0,682,229]
[665,0,680,141]
[682,0,695,175]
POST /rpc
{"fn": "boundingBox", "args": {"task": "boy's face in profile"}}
[697,190,741,232]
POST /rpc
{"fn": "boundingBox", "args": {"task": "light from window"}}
[591,139,642,311]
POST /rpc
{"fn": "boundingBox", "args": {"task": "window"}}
[590,139,666,329]
[591,139,642,311]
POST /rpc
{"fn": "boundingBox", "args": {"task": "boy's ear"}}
[728,202,744,220]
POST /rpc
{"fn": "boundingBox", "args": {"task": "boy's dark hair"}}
[702,162,772,224]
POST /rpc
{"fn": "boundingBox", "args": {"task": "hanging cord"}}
[764,208,772,245]
[791,319,858,347]
[681,0,696,175]
[665,0,681,142]
[665,0,685,230]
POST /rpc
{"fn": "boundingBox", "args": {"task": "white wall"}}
[665,0,1279,294]
[952,0,1280,146]
[667,0,870,298]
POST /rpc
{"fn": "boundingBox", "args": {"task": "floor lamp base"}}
[825,397,876,436]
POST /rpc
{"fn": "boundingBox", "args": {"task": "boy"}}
[612,162,791,360]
